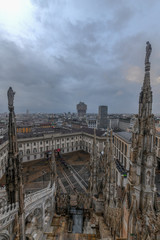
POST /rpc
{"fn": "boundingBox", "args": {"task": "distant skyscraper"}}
[77,102,87,117]
[98,105,108,128]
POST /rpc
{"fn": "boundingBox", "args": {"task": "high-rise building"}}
[98,105,108,128]
[77,101,87,117]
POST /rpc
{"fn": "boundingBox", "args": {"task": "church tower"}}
[124,42,160,240]
[6,87,25,239]
[129,42,157,211]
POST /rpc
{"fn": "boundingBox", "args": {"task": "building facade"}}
[87,118,98,129]
[98,105,108,129]
[0,130,106,180]
[76,102,87,117]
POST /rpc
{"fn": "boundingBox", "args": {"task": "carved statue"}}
[7,87,15,109]
[145,41,152,64]
[146,171,151,185]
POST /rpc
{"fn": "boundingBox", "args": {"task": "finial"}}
[7,87,15,110]
[145,41,152,71]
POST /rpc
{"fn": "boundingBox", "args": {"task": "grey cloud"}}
[0,0,160,113]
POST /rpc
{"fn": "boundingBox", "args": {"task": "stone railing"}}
[24,182,54,208]
[24,183,55,219]
[0,182,55,231]
[0,202,19,230]
[0,186,6,198]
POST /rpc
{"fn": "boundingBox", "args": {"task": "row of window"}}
[20,143,82,155]
[18,136,82,148]
[114,146,128,170]
[25,146,87,161]
[113,137,128,156]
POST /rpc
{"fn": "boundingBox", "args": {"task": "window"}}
[27,143,29,147]
[122,142,124,152]
[119,141,121,150]
[40,154,43,158]
[125,145,127,155]
[40,147,43,152]
[34,142,36,146]
[19,151,23,156]
[19,144,22,148]
[56,139,59,142]
[46,140,48,144]
[33,148,37,153]
[67,138,69,141]
[34,155,36,160]
[27,156,30,161]
[62,143,64,148]
[57,144,60,149]
[26,149,30,155]
[46,146,49,151]
[40,141,42,145]
[67,143,69,148]
[71,137,73,140]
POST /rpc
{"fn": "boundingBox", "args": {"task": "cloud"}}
[126,66,143,83]
[0,0,160,113]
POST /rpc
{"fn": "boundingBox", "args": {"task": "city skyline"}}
[0,1,160,113]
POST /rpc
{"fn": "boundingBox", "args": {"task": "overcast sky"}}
[0,0,160,114]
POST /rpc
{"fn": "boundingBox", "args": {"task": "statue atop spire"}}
[7,87,15,110]
[145,41,152,72]
[6,87,25,239]
[145,41,152,64]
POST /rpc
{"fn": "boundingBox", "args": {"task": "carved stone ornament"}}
[7,87,15,109]
[145,41,152,64]
[147,155,153,166]
[133,117,139,133]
